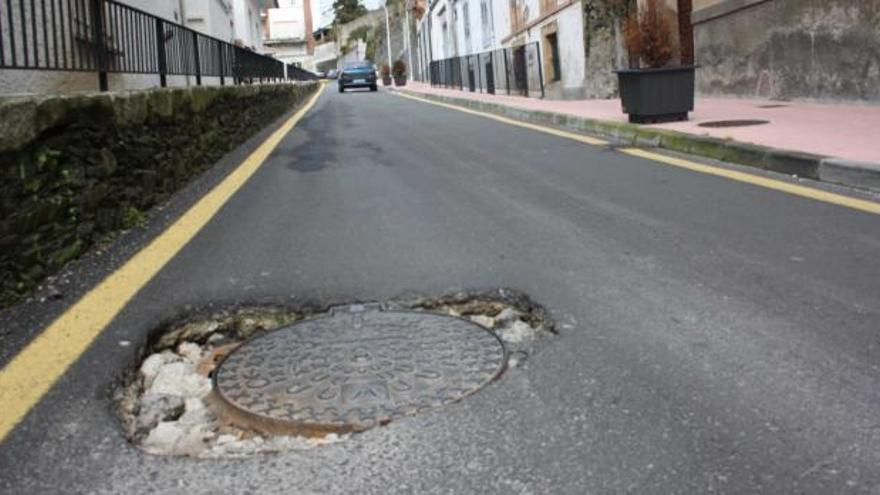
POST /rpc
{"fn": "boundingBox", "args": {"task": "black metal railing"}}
[429,42,544,98]
[0,0,316,91]
[287,63,319,81]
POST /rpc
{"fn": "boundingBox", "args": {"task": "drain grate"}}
[212,305,506,434]
[698,119,770,128]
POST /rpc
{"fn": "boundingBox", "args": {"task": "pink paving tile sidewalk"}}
[400,82,880,164]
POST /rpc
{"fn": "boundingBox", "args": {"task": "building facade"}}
[183,0,236,42]
[418,0,880,103]
[262,0,316,69]
[419,0,586,99]
[233,0,268,51]
[500,0,586,99]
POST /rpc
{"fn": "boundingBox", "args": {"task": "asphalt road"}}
[2,86,880,494]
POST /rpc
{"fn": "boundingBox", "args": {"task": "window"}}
[452,2,459,55]
[442,21,450,58]
[462,1,471,54]
[509,0,524,32]
[480,0,492,48]
[543,30,560,82]
[540,0,556,15]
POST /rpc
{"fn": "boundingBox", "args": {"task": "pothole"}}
[697,119,770,128]
[117,290,554,457]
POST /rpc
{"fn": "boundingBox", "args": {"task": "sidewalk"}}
[399,82,880,165]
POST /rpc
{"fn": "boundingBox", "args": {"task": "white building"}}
[128,0,274,48]
[312,0,332,30]
[503,0,585,99]
[313,39,343,72]
[233,0,269,51]
[419,0,585,99]
[182,0,236,42]
[262,0,316,69]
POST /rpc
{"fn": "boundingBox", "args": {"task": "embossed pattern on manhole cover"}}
[212,308,506,434]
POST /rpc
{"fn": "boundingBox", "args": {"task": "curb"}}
[392,88,880,194]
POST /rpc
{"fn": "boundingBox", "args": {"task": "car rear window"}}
[344,62,373,70]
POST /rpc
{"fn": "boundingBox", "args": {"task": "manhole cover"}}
[212,306,506,434]
[698,119,770,128]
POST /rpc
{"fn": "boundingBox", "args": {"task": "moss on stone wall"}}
[0,82,318,307]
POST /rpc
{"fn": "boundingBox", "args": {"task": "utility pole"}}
[384,3,393,67]
[415,19,424,81]
[404,5,414,80]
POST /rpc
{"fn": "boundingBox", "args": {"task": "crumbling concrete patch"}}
[117,290,554,458]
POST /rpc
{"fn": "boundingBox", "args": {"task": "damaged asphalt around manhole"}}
[116,290,554,457]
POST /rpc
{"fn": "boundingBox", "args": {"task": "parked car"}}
[327,69,338,79]
[338,61,378,92]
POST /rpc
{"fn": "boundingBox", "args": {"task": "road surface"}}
[1,86,879,494]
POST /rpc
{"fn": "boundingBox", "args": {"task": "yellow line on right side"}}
[394,90,880,217]
[620,148,880,216]
[394,90,608,146]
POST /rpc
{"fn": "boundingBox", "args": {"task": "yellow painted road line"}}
[0,83,326,443]
[620,148,880,216]
[396,90,880,217]
[393,91,609,146]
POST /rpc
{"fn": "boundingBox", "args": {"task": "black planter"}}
[615,66,696,124]
[393,76,407,86]
[382,75,392,86]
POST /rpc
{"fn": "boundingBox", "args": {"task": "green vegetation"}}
[0,84,317,307]
[332,0,367,24]
[347,25,371,44]
[344,24,374,57]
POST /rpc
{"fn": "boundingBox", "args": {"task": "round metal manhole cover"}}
[212,307,507,434]
[698,119,770,128]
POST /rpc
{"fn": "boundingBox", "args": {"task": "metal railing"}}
[287,63,319,81]
[429,42,544,98]
[0,0,316,91]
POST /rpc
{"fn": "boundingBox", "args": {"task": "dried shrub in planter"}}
[623,11,641,68]
[623,0,676,68]
[392,59,407,78]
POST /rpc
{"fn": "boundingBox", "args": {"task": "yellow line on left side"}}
[0,82,326,443]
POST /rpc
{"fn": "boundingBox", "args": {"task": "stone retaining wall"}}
[0,82,319,307]
[693,0,880,102]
